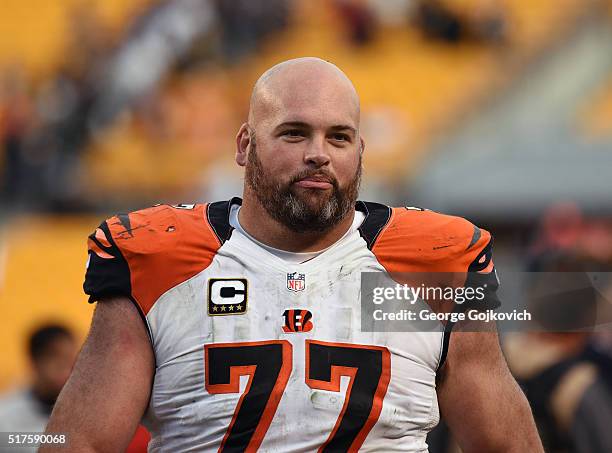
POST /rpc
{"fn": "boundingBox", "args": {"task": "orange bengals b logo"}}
[282,309,313,333]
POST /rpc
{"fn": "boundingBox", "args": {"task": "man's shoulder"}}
[0,389,48,432]
[85,201,234,312]
[388,205,482,242]
[92,201,240,254]
[357,201,483,245]
[0,389,34,415]
[358,201,492,272]
[98,203,210,250]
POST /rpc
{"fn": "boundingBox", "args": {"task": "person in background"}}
[0,324,77,432]
[333,0,377,46]
[413,0,505,44]
[0,324,151,452]
[505,255,612,453]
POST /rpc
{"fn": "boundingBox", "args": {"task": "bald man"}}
[44,58,542,452]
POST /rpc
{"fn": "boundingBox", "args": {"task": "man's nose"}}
[304,136,331,167]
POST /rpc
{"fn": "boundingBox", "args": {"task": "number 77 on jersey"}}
[205,339,391,452]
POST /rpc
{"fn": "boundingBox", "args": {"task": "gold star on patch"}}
[212,306,218,312]
[220,305,226,312]
[228,305,234,311]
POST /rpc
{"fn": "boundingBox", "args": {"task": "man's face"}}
[33,336,78,400]
[244,72,363,233]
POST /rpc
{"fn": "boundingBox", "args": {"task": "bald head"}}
[248,57,360,126]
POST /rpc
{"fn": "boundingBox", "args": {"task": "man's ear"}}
[235,123,250,167]
[360,137,365,155]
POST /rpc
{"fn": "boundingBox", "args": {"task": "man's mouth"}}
[293,175,333,190]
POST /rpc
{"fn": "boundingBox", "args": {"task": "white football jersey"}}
[84,198,498,452]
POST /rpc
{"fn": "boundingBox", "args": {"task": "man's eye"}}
[284,130,304,138]
[332,134,349,142]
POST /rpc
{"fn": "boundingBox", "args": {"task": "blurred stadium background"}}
[1,0,612,451]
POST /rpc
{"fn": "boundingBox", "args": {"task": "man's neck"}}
[238,195,355,253]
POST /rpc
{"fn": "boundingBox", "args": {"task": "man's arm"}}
[437,324,543,453]
[41,297,154,452]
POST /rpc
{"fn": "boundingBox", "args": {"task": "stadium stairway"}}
[408,15,612,220]
[579,73,612,139]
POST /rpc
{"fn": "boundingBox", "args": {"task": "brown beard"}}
[244,132,361,233]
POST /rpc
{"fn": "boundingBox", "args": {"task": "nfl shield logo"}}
[287,272,306,292]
